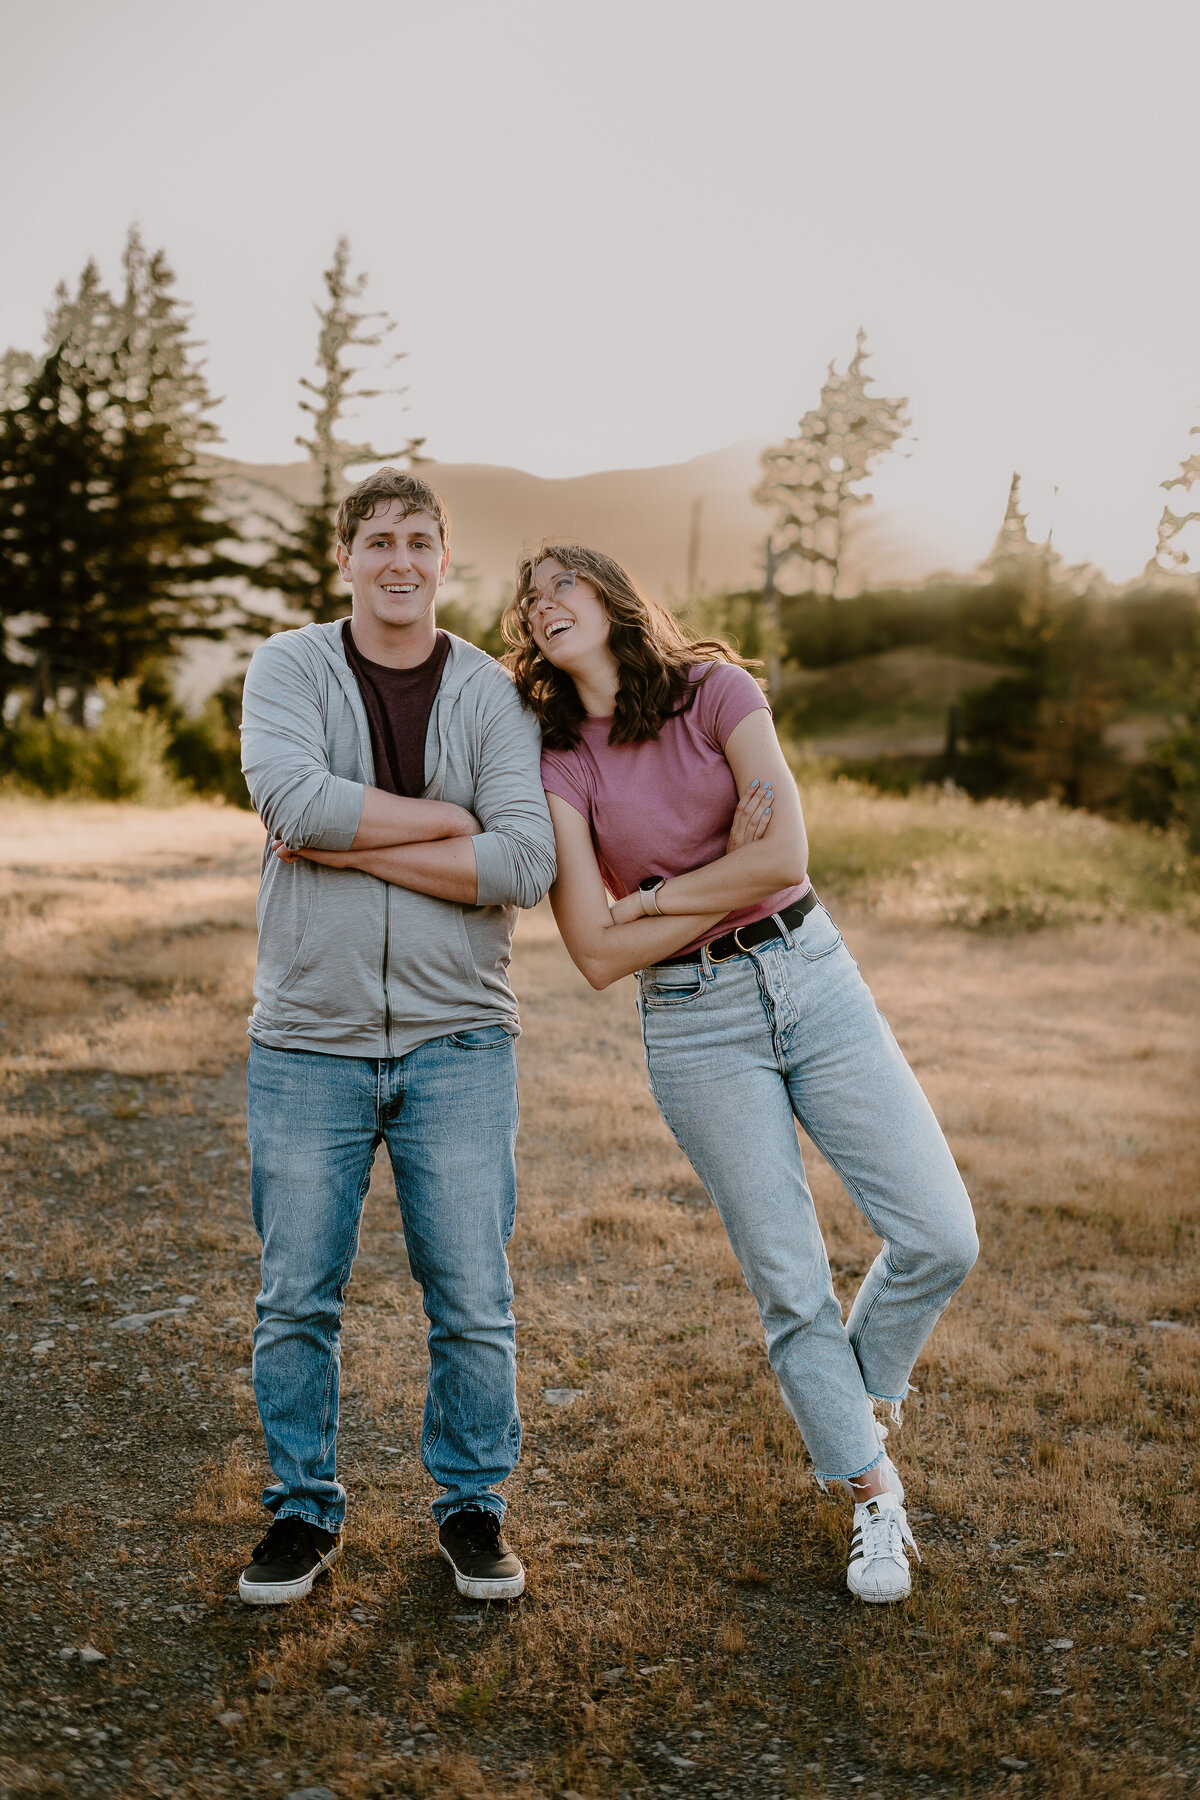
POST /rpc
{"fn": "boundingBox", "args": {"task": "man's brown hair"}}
[335,467,451,552]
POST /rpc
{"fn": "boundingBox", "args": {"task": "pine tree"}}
[0,344,115,718]
[98,231,242,690]
[0,229,242,722]
[260,238,423,622]
[983,472,1035,573]
[979,470,1068,592]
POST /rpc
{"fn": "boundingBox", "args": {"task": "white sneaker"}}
[847,1492,920,1604]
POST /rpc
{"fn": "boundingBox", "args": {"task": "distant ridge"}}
[214,443,968,608]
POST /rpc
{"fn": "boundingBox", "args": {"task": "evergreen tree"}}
[0,349,37,409]
[0,229,242,722]
[260,238,423,622]
[958,571,1123,811]
[0,344,114,718]
[983,472,1039,579]
[1134,660,1200,853]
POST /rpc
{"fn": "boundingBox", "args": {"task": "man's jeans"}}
[637,902,978,1487]
[246,1029,520,1531]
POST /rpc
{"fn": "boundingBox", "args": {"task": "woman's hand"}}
[608,889,645,926]
[727,779,773,852]
[606,778,773,921]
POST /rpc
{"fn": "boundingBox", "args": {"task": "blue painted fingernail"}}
[749,780,759,790]
[764,807,771,818]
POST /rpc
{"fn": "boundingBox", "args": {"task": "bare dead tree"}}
[1145,413,1200,578]
[757,329,911,602]
[260,238,423,622]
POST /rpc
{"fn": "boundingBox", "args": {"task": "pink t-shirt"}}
[541,662,810,957]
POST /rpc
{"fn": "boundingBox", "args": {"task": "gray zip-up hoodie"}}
[240,622,556,1058]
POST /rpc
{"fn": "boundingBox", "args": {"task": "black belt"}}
[658,890,820,966]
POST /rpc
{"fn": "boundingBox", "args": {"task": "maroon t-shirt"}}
[341,622,450,798]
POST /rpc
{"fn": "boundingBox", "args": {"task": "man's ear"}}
[335,540,353,585]
[437,544,450,588]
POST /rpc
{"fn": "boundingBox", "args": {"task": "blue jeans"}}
[637,903,978,1486]
[246,1030,520,1530]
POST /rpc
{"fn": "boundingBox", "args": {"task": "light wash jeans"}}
[246,1030,520,1530]
[636,902,977,1485]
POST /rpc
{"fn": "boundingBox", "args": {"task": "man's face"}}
[335,502,448,635]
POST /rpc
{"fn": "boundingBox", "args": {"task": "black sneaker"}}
[238,1515,342,1606]
[438,1506,525,1600]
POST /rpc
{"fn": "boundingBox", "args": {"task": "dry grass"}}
[799,770,1200,931]
[0,799,262,1077]
[0,794,1197,1800]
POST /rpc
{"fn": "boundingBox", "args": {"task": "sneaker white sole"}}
[238,1540,342,1606]
[847,1561,912,1603]
[438,1542,525,1601]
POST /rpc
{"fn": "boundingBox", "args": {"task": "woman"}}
[504,544,978,1604]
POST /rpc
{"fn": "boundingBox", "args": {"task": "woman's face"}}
[524,559,612,671]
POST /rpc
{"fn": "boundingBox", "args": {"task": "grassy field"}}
[0,786,1197,1800]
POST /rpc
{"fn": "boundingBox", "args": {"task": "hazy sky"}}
[2,0,1197,579]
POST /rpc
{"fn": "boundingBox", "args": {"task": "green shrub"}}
[834,753,935,796]
[7,713,83,795]
[796,766,1199,931]
[1126,659,1200,855]
[82,685,181,802]
[167,692,250,807]
[2,682,183,803]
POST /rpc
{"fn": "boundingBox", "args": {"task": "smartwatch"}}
[638,876,667,916]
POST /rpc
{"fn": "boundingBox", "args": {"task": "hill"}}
[214,443,969,610]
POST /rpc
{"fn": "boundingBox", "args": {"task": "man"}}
[238,467,554,1606]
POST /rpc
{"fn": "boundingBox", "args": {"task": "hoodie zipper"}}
[381,884,392,1052]
[321,627,395,1055]
[308,622,479,1056]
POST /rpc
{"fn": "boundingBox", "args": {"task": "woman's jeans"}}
[246,1030,520,1531]
[637,903,978,1486]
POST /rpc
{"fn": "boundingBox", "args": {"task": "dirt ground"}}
[0,801,1197,1800]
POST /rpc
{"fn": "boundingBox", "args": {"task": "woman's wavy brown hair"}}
[502,542,762,750]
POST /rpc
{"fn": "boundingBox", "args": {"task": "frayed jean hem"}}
[869,1390,909,1426]
[432,1494,506,1527]
[813,1446,885,1493]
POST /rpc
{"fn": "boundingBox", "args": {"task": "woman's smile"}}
[528,561,608,664]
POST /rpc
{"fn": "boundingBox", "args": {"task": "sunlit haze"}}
[2,0,1197,580]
